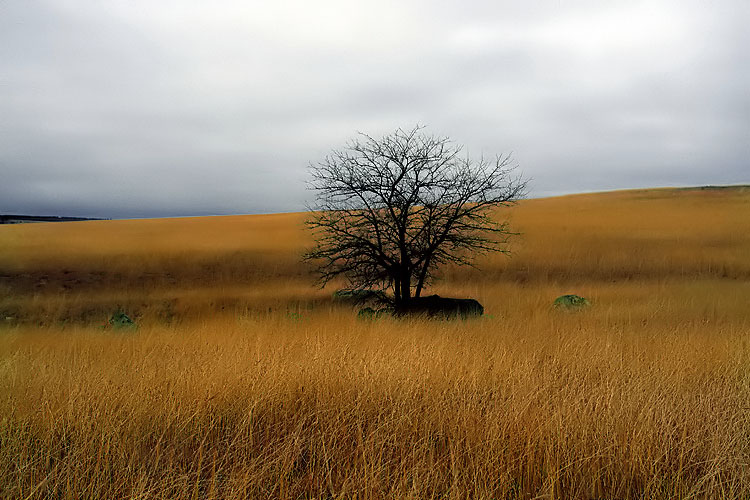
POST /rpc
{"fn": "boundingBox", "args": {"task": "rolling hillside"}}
[0,186,749,499]
[1,186,748,325]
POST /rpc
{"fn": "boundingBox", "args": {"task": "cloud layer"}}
[2,0,748,217]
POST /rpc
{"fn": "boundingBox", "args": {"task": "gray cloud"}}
[1,0,748,218]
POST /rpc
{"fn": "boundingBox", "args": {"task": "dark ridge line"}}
[0,215,108,224]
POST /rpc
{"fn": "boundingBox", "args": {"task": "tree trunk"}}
[414,258,430,298]
[392,268,411,307]
[400,273,411,302]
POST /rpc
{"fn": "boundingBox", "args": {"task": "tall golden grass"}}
[1,186,749,499]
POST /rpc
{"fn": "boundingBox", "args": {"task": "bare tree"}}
[305,126,526,306]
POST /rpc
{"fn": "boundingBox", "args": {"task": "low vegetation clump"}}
[107,310,137,330]
[0,187,749,499]
[553,294,590,309]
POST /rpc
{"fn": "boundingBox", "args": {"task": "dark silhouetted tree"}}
[305,126,526,306]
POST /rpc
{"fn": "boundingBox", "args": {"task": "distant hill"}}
[675,184,750,191]
[0,215,106,224]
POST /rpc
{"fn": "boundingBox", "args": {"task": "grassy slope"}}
[1,186,748,324]
[0,186,749,499]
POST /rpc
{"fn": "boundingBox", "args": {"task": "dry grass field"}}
[1,186,749,499]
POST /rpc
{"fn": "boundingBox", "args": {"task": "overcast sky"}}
[1,1,748,218]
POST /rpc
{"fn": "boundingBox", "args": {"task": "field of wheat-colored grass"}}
[1,186,749,499]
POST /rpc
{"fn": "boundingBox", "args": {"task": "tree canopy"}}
[305,126,526,305]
